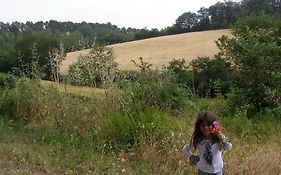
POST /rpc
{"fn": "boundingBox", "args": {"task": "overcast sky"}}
[0,0,223,29]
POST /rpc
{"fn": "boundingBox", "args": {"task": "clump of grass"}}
[100,106,178,150]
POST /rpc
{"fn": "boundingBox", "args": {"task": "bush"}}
[217,14,281,114]
[100,106,178,148]
[0,73,16,89]
[222,112,252,138]
[68,45,118,88]
[122,70,192,113]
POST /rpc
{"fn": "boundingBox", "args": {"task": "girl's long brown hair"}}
[192,111,220,149]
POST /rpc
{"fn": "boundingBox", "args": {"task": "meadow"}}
[0,78,280,175]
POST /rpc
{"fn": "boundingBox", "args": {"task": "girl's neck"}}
[204,134,212,141]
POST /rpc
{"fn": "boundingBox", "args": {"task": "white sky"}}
[0,0,224,29]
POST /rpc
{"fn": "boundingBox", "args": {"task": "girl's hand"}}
[217,133,228,143]
[189,155,200,166]
[211,121,228,143]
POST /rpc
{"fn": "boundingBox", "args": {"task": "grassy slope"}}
[60,29,230,74]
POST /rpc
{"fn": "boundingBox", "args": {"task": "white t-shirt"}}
[182,138,232,174]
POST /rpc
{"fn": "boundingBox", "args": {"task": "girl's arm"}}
[182,140,194,157]
[219,133,232,151]
[182,140,200,166]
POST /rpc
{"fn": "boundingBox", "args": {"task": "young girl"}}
[182,111,232,175]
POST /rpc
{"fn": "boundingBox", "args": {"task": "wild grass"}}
[40,80,106,97]
[0,79,280,174]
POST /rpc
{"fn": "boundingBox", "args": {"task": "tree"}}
[48,43,65,82]
[241,0,281,16]
[209,1,241,29]
[190,56,233,97]
[195,7,210,31]
[216,14,281,114]
[134,28,160,40]
[167,59,190,85]
[175,12,198,33]
[13,32,60,79]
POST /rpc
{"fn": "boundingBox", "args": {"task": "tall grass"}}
[0,78,280,174]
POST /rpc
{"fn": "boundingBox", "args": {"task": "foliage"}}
[0,78,42,122]
[122,70,192,113]
[175,12,198,33]
[190,56,233,97]
[48,43,66,82]
[12,32,60,79]
[241,0,281,16]
[208,1,241,29]
[101,106,178,148]
[134,28,161,40]
[68,46,118,88]
[217,14,281,114]
[0,73,16,89]
[167,59,190,85]
[131,57,152,72]
[1,0,281,75]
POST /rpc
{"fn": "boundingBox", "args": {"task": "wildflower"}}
[211,121,220,134]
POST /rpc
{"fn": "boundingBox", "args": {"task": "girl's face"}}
[200,121,213,138]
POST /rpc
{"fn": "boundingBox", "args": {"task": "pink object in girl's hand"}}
[212,121,220,134]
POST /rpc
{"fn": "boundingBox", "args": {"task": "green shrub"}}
[222,112,252,138]
[0,73,16,89]
[250,109,281,138]
[68,46,118,88]
[122,71,192,113]
[217,14,281,114]
[0,78,46,122]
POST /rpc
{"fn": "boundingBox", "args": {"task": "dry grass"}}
[224,140,281,175]
[60,29,230,74]
[40,80,105,97]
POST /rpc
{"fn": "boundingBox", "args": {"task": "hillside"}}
[60,29,230,74]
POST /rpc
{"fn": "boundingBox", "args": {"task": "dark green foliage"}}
[134,28,161,40]
[209,1,241,29]
[190,56,233,97]
[241,0,281,16]
[0,32,17,72]
[167,59,190,85]
[195,7,211,31]
[13,32,60,79]
[0,73,16,89]
[0,21,139,73]
[217,14,281,114]
[175,12,198,33]
[121,69,192,113]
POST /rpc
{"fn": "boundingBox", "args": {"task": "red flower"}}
[211,121,220,134]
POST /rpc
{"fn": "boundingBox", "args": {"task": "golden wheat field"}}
[60,29,230,74]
